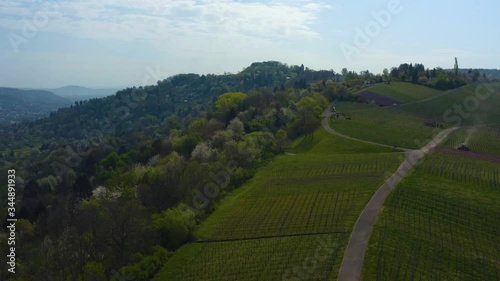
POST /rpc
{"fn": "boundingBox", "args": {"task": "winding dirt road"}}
[322,109,458,281]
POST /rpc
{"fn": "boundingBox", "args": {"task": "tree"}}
[454,57,459,77]
[383,68,389,81]
[191,142,214,163]
[472,69,480,82]
[390,67,399,79]
[152,207,196,249]
[275,129,288,152]
[289,96,324,138]
[137,154,186,211]
[215,92,247,122]
[82,262,106,281]
[172,134,201,158]
[226,117,245,136]
[72,173,93,199]
[76,187,149,269]
[411,69,419,84]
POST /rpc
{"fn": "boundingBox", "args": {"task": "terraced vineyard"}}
[363,152,500,280]
[441,126,500,155]
[154,129,403,280]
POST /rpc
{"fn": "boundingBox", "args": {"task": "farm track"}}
[324,109,459,281]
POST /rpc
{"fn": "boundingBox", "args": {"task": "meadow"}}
[363,152,500,280]
[153,128,403,280]
[331,83,500,150]
[368,82,443,103]
[394,83,500,126]
[329,102,439,149]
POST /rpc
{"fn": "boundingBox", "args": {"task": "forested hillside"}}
[0,60,495,281]
[0,61,340,281]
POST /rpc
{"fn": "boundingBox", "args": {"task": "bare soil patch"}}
[433,147,500,163]
[356,90,402,107]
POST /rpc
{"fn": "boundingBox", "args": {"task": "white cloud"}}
[0,0,337,87]
[0,0,331,42]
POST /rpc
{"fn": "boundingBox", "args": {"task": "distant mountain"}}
[0,87,72,124]
[47,86,118,102]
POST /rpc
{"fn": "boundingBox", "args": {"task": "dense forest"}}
[0,60,494,281]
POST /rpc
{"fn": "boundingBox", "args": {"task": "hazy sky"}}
[1,0,499,88]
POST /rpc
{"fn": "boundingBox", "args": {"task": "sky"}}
[1,0,499,88]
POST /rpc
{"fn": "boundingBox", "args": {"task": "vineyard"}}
[441,126,500,155]
[394,83,500,126]
[329,102,439,149]
[363,152,500,280]
[155,234,347,281]
[369,82,443,103]
[154,128,403,280]
[196,149,402,240]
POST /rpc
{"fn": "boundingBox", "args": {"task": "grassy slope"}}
[330,102,439,149]
[153,128,403,281]
[369,82,443,103]
[393,83,500,126]
[363,152,500,280]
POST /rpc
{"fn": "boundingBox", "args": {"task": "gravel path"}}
[322,109,458,281]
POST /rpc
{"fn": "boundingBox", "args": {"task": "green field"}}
[369,82,443,103]
[154,82,500,281]
[330,102,440,149]
[330,83,500,149]
[153,128,403,280]
[363,152,500,280]
[394,83,500,126]
[157,234,347,281]
[441,126,500,155]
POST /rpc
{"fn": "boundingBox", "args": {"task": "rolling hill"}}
[394,83,500,127]
[0,87,71,124]
[153,129,402,280]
